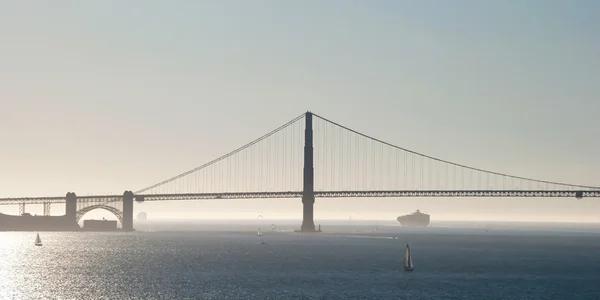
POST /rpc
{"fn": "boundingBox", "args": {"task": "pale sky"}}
[1,1,599,222]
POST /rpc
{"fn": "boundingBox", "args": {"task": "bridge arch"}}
[76,204,124,226]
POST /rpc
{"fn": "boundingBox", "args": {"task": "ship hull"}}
[0,213,80,231]
[396,215,430,227]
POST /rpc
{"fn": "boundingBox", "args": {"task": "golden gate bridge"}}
[1,112,599,231]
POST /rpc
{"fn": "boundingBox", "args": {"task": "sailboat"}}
[257,228,265,244]
[404,243,414,272]
[34,233,42,246]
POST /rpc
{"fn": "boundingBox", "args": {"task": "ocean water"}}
[1,222,599,299]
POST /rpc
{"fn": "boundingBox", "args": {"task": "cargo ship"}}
[0,212,80,231]
[82,219,119,231]
[396,210,430,227]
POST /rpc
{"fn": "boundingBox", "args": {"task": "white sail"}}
[257,228,263,236]
[404,244,413,269]
[35,233,42,246]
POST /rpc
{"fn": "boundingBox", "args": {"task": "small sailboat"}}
[404,243,414,272]
[257,228,265,244]
[271,224,276,231]
[34,233,42,246]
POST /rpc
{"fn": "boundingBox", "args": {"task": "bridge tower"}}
[122,191,134,231]
[300,111,317,232]
[66,192,77,221]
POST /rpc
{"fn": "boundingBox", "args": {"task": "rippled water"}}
[1,222,599,299]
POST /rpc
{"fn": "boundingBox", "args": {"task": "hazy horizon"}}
[3,198,599,224]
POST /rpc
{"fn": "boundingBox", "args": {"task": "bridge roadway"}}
[0,190,599,205]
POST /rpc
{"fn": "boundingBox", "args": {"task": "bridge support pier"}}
[300,111,319,232]
[122,191,134,231]
[19,203,25,216]
[66,192,77,221]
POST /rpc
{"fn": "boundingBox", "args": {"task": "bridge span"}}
[1,111,598,231]
[1,189,599,205]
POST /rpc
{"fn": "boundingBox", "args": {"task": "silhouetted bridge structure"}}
[1,112,599,231]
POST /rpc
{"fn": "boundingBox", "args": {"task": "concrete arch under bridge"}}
[65,191,135,231]
[76,204,124,226]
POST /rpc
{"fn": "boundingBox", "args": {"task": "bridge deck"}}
[0,190,598,204]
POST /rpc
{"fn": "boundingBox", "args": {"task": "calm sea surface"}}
[1,221,599,299]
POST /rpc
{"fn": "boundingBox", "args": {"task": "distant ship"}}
[396,210,430,227]
[0,213,79,231]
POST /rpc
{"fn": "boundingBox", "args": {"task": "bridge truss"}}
[1,111,599,208]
